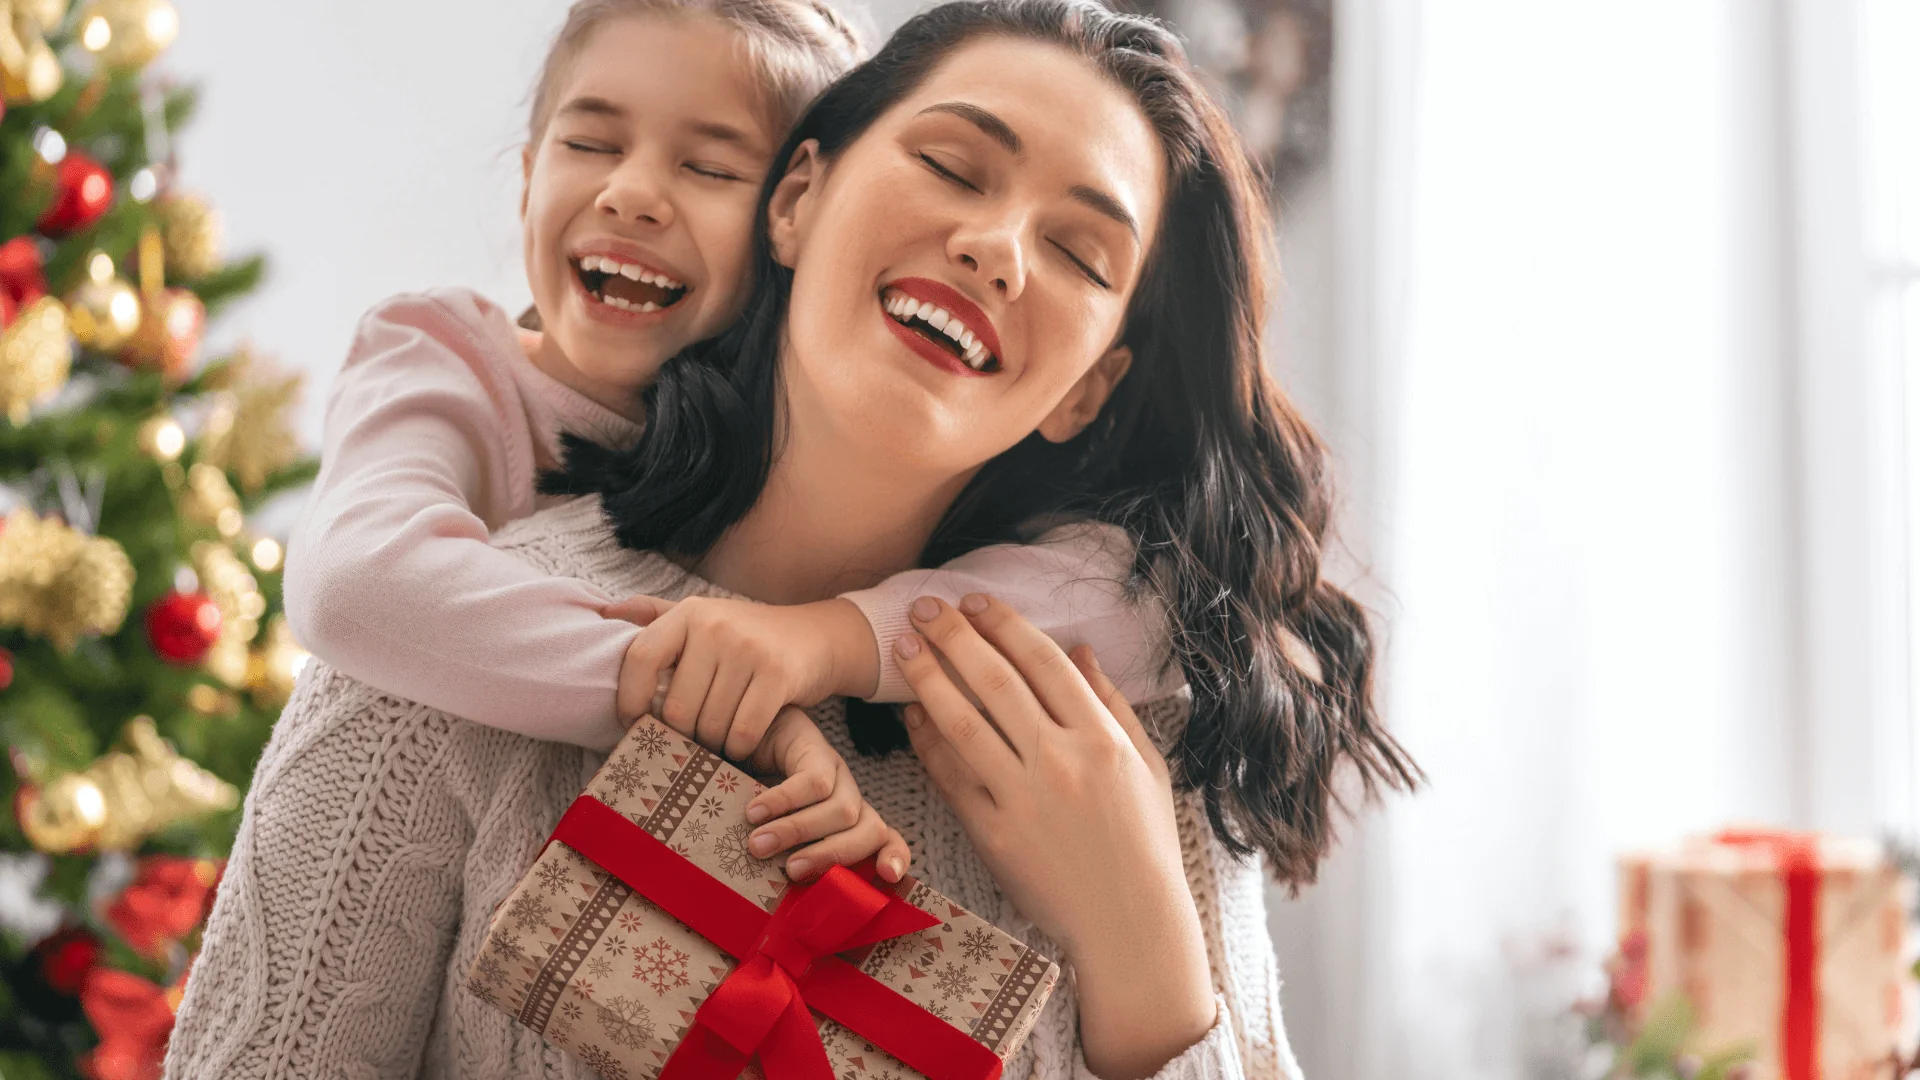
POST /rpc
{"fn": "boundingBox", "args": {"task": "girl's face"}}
[768,37,1166,478]
[523,14,778,409]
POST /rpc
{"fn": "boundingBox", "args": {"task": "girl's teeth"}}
[618,263,642,281]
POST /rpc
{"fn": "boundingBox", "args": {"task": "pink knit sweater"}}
[285,289,1177,753]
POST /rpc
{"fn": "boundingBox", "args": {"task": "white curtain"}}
[1266,2,1891,1077]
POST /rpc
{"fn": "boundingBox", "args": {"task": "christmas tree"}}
[0,2,317,1077]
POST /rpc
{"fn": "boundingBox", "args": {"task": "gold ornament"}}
[192,540,261,687]
[198,352,303,492]
[179,462,242,538]
[246,616,308,709]
[122,228,205,380]
[0,0,67,103]
[17,716,239,854]
[66,263,144,352]
[76,0,178,71]
[0,295,72,423]
[0,508,135,652]
[157,194,223,280]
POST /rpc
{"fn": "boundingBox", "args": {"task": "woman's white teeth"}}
[883,290,994,370]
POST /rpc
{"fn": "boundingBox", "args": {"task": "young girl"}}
[286,0,1177,880]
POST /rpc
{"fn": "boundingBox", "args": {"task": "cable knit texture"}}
[165,496,1301,1080]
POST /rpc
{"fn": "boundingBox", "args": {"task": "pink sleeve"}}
[283,293,634,751]
[839,522,1183,704]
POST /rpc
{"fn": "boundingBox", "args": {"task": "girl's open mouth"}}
[572,254,689,314]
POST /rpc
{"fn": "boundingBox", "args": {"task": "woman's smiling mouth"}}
[880,280,1002,373]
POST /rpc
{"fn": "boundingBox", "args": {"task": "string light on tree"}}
[136,412,185,461]
[66,251,142,352]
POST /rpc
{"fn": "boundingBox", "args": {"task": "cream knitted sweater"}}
[163,497,1302,1080]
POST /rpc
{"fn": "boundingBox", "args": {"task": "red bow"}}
[78,968,178,1080]
[106,857,223,958]
[550,796,1003,1080]
[1713,829,1819,1080]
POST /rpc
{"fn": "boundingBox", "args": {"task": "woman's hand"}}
[893,594,1217,1080]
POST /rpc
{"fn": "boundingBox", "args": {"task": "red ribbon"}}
[1714,829,1819,1080]
[549,796,1004,1080]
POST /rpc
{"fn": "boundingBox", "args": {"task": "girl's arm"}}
[839,521,1181,703]
[285,292,634,752]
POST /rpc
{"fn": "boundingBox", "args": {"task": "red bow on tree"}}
[105,856,223,958]
[78,968,179,1080]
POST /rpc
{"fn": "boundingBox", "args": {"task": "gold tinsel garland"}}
[0,508,134,651]
[0,295,73,423]
[197,352,302,492]
[191,540,261,687]
[17,716,239,854]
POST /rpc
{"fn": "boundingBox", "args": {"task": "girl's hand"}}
[741,706,911,883]
[604,595,878,760]
[894,595,1216,1079]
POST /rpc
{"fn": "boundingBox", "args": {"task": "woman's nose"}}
[596,158,675,228]
[950,218,1028,301]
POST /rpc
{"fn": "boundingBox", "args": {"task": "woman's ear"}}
[767,141,823,269]
[1038,344,1133,444]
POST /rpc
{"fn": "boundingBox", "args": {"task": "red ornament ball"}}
[37,152,114,236]
[145,590,221,665]
[0,645,13,690]
[31,926,102,997]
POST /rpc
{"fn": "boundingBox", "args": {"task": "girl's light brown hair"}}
[527,0,866,143]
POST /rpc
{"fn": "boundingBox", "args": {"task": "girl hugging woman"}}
[164,3,1416,1078]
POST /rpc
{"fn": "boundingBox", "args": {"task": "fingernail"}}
[959,593,988,615]
[903,704,924,730]
[746,804,768,825]
[911,597,940,621]
[895,633,923,660]
[750,831,777,856]
[787,858,811,879]
[886,856,905,880]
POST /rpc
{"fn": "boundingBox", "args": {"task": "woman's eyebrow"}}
[918,101,1023,154]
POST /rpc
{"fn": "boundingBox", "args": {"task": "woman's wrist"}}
[1067,894,1216,1079]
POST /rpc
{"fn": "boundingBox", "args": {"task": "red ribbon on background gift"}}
[549,795,1004,1080]
[1714,829,1820,1080]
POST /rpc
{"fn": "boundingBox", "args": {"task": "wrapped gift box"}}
[1618,831,1913,1080]
[469,716,1059,1080]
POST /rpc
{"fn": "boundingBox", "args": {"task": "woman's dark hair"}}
[546,0,1419,887]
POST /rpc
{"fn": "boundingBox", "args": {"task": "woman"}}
[164,3,1414,1078]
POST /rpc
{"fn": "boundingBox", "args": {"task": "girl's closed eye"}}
[685,162,746,181]
[562,137,620,155]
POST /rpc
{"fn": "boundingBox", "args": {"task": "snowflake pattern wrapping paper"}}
[468,717,1059,1080]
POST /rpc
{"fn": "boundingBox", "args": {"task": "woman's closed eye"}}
[562,138,619,155]
[917,151,981,193]
[1051,240,1110,289]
